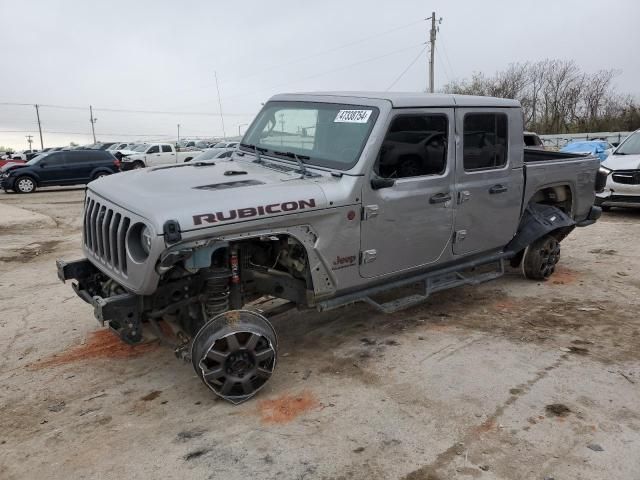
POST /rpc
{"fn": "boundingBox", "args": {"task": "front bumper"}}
[576,205,602,227]
[595,172,640,208]
[1,176,15,190]
[56,258,143,343]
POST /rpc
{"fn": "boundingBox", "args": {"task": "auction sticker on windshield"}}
[334,109,372,123]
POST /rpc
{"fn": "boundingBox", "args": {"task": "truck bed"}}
[522,148,599,223]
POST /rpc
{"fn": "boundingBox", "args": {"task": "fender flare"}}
[505,203,575,256]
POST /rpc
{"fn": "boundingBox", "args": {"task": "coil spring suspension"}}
[202,268,231,317]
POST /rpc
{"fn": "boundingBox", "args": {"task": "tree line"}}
[442,59,640,135]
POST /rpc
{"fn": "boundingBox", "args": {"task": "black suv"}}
[1,149,120,194]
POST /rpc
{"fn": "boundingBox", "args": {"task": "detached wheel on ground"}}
[14,176,36,194]
[523,234,560,280]
[191,310,278,404]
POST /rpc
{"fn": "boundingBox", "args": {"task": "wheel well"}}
[92,169,111,179]
[184,157,193,162]
[15,173,37,184]
[529,185,573,215]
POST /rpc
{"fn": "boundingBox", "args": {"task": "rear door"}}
[160,144,176,163]
[66,151,94,181]
[360,109,455,278]
[453,108,524,255]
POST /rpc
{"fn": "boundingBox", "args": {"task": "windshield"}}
[26,152,51,165]
[132,144,148,152]
[241,101,379,170]
[616,131,640,155]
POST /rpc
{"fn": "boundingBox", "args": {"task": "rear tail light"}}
[114,158,121,168]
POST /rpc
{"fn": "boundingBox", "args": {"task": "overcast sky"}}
[1,0,638,150]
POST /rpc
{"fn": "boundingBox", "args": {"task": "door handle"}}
[429,192,452,204]
[489,184,508,194]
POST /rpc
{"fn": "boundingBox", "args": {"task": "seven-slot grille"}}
[83,196,131,275]
[611,170,640,185]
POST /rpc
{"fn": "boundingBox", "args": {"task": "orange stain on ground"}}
[257,390,319,424]
[28,329,157,370]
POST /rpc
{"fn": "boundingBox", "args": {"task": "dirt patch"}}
[28,329,158,370]
[257,390,319,424]
[545,403,572,417]
[589,248,617,255]
[0,240,61,263]
[551,266,578,285]
[140,390,162,401]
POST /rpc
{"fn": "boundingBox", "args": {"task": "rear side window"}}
[161,145,172,152]
[375,114,448,179]
[463,113,508,171]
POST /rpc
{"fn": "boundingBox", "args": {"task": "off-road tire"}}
[523,235,560,280]
[14,176,36,194]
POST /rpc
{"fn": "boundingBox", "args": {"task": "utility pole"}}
[26,134,34,151]
[34,104,44,149]
[214,71,227,140]
[177,124,180,146]
[427,12,442,93]
[89,105,97,143]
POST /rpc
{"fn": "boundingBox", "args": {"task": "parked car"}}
[523,131,545,150]
[57,92,603,404]
[1,149,120,193]
[561,140,613,162]
[595,129,640,210]
[119,143,200,170]
[212,141,239,149]
[186,148,236,162]
[107,142,132,152]
[10,149,39,161]
[0,156,25,168]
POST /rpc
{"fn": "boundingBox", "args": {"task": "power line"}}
[437,31,456,80]
[435,46,452,85]
[131,18,427,104]
[385,45,429,91]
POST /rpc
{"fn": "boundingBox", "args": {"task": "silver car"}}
[596,129,640,210]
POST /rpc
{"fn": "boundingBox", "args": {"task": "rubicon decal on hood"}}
[193,199,317,225]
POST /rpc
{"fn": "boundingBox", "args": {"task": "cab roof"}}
[270,91,520,108]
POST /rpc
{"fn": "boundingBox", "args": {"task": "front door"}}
[38,152,69,184]
[360,109,455,278]
[145,145,163,166]
[453,108,523,255]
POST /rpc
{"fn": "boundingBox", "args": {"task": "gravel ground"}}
[0,186,639,480]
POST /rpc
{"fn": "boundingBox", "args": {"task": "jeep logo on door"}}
[193,199,317,225]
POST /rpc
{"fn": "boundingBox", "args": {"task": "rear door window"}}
[161,145,173,152]
[463,113,508,171]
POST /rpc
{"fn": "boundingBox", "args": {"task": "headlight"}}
[126,222,152,263]
[141,226,152,254]
[599,166,612,175]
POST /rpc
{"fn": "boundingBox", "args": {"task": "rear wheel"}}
[15,176,36,193]
[191,310,278,404]
[93,172,109,180]
[132,161,145,169]
[523,235,560,280]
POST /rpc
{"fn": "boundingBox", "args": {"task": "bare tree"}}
[441,59,637,134]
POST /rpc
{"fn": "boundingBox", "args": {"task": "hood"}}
[1,163,28,173]
[88,158,331,233]
[602,153,640,171]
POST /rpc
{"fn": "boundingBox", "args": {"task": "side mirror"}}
[371,177,395,190]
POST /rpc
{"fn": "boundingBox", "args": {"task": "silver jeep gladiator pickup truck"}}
[57,92,605,403]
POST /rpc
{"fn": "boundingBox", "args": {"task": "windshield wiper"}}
[273,151,310,177]
[241,143,269,163]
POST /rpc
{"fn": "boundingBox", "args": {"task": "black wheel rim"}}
[192,310,277,404]
[538,241,560,278]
